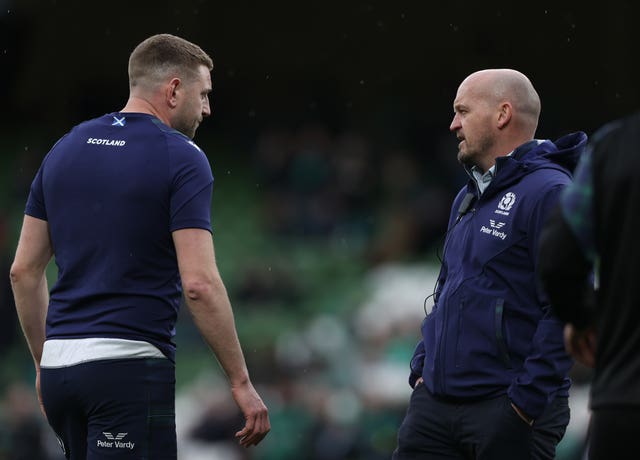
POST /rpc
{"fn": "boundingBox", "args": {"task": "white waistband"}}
[40,338,166,368]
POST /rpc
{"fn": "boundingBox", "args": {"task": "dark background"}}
[2,0,638,146]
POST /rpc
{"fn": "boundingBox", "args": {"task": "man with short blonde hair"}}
[10,33,270,459]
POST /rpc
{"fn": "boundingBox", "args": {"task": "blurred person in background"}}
[393,69,587,459]
[0,382,55,459]
[9,33,269,459]
[538,111,640,460]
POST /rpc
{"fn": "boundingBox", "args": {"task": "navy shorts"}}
[40,358,176,460]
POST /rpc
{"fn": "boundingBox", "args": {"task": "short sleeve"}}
[169,143,214,233]
[25,160,48,220]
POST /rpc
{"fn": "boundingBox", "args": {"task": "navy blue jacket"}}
[410,132,587,419]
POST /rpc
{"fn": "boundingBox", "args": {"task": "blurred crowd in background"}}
[0,120,593,459]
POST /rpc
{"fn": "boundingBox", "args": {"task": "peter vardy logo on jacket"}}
[97,432,135,450]
[480,222,508,240]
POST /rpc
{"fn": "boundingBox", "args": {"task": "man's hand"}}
[35,368,47,420]
[511,402,534,426]
[564,324,596,368]
[231,381,270,447]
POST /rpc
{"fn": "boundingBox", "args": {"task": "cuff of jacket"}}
[507,384,546,421]
[408,348,425,388]
[409,371,421,389]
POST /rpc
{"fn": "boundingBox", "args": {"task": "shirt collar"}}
[468,140,544,195]
[471,164,495,195]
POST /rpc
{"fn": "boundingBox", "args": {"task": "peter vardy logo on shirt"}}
[495,192,516,216]
[97,432,135,450]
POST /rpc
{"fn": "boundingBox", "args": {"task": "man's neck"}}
[120,96,170,127]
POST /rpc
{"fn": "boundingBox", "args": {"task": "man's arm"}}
[409,340,426,388]
[538,142,596,329]
[508,185,575,421]
[538,205,594,329]
[10,215,53,419]
[172,228,270,447]
[10,215,52,368]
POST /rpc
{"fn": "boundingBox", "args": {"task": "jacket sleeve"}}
[539,145,596,327]
[507,183,574,420]
[408,340,426,388]
[538,205,595,328]
[407,190,459,388]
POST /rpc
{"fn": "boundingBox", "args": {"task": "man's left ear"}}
[497,102,512,129]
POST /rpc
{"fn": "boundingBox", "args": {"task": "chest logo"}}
[495,192,516,216]
[498,192,516,211]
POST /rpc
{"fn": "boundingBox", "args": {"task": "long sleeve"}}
[538,206,595,329]
[538,146,596,329]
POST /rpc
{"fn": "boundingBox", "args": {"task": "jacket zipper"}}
[436,208,475,394]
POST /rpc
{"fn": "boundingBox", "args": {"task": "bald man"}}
[393,69,587,460]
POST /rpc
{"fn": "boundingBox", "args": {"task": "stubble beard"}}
[174,116,199,140]
[457,133,495,169]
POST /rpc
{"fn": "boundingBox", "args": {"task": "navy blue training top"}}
[25,112,214,362]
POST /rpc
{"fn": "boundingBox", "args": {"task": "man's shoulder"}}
[488,168,568,216]
[165,132,206,156]
[520,164,572,190]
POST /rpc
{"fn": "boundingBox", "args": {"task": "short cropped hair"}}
[128,33,213,90]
